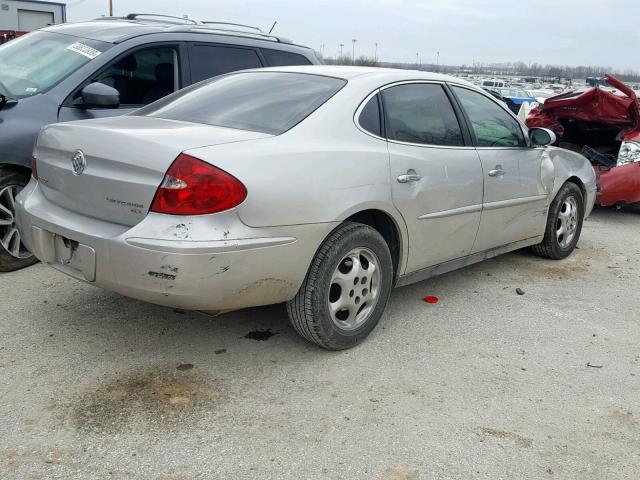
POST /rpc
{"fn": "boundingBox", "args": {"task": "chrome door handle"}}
[397,170,422,183]
[488,166,506,177]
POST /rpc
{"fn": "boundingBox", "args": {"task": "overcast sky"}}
[66,0,640,71]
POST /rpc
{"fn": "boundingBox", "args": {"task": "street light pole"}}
[352,39,357,64]
[374,42,378,62]
[436,51,440,71]
[339,43,344,57]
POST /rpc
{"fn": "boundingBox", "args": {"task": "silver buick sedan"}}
[16,66,596,349]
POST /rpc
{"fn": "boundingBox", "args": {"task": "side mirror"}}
[529,127,556,147]
[80,82,120,109]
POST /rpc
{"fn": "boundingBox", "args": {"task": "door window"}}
[190,44,262,82]
[91,46,179,106]
[382,84,464,146]
[452,86,526,147]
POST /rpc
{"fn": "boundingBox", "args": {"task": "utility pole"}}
[416,52,419,69]
[352,39,357,64]
[374,42,378,62]
[436,51,440,72]
[109,0,113,17]
[339,43,344,57]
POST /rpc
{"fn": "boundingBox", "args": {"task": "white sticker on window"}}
[66,42,101,59]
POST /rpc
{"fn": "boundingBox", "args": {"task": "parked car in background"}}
[494,87,538,113]
[526,89,555,104]
[481,79,509,88]
[0,13,320,271]
[16,66,596,349]
[526,74,640,208]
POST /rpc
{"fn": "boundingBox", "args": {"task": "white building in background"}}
[0,0,66,34]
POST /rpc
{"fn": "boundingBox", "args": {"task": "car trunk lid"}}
[35,116,271,226]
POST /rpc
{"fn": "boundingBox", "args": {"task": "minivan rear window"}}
[136,72,346,135]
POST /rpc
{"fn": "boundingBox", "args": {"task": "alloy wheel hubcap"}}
[556,195,578,249]
[0,184,32,259]
[328,247,381,331]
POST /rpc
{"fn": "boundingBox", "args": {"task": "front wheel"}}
[0,168,38,272]
[531,182,584,260]
[287,222,393,350]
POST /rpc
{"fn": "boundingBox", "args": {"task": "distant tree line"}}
[321,55,640,83]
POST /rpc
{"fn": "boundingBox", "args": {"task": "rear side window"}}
[190,44,262,82]
[136,72,346,135]
[358,94,382,137]
[261,48,312,66]
[452,86,526,147]
[382,83,464,146]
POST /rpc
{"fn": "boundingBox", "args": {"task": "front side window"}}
[136,72,346,135]
[0,31,111,98]
[89,46,179,106]
[382,83,464,146]
[190,44,262,82]
[452,86,526,147]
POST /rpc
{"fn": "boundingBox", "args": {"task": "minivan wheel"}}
[287,222,393,350]
[0,168,37,272]
[531,182,584,260]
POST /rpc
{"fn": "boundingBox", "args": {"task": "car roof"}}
[251,65,477,86]
[42,18,309,48]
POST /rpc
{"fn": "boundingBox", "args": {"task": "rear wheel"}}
[287,222,393,350]
[0,168,37,272]
[531,182,584,260]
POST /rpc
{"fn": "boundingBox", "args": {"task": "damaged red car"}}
[526,75,640,207]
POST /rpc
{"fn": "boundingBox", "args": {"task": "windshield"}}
[0,31,111,98]
[136,72,347,135]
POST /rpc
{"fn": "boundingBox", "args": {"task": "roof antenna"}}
[268,21,277,34]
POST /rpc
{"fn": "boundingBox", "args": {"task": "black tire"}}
[531,182,584,260]
[287,222,393,350]
[0,168,38,272]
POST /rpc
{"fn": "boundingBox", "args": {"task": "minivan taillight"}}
[150,153,247,215]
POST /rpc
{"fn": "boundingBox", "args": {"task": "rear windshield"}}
[135,72,346,134]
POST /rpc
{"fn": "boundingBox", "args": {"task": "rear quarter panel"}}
[187,134,394,227]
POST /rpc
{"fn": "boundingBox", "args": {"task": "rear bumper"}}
[16,180,335,311]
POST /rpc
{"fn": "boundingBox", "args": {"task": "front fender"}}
[546,146,597,217]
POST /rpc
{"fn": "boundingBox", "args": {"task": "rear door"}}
[187,43,263,83]
[450,85,549,253]
[382,82,484,272]
[59,44,185,122]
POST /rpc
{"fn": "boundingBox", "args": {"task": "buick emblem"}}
[71,150,86,176]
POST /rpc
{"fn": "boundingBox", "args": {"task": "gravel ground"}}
[1,207,639,480]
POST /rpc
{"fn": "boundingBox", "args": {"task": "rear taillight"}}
[31,154,38,179]
[150,153,247,215]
